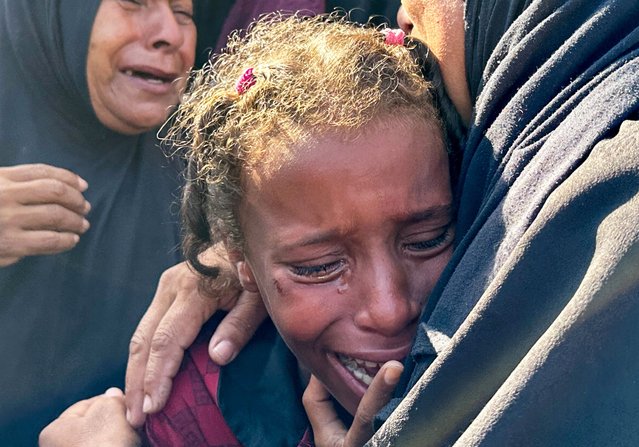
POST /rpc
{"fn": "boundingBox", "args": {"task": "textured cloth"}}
[212,0,401,55]
[0,1,184,444]
[325,0,401,26]
[371,0,639,445]
[146,317,313,447]
[215,0,325,52]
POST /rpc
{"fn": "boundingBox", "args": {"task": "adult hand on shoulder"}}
[125,244,268,427]
[0,164,90,267]
[303,361,404,447]
[39,388,140,447]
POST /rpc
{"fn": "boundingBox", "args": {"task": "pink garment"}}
[145,334,314,447]
[214,0,326,51]
[145,338,241,446]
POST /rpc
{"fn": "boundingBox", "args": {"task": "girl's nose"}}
[354,260,421,337]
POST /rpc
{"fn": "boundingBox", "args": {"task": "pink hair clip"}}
[382,28,405,46]
[235,67,256,94]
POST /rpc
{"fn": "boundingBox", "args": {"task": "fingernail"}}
[83,200,92,213]
[78,177,89,191]
[126,409,132,424]
[383,363,403,386]
[104,387,122,397]
[211,340,236,364]
[81,219,90,231]
[143,394,153,413]
[72,234,80,244]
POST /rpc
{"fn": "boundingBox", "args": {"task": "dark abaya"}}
[0,1,184,444]
[372,0,639,445]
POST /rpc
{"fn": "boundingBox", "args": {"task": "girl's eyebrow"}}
[398,204,455,225]
[277,230,343,252]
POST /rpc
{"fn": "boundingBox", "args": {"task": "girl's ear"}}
[224,242,259,293]
[235,260,259,293]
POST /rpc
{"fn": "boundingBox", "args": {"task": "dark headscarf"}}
[0,1,184,443]
[372,0,639,445]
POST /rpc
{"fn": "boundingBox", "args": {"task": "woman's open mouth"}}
[123,69,175,85]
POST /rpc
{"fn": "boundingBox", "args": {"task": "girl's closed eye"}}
[403,226,453,254]
[290,259,346,282]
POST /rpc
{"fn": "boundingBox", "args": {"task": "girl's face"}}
[237,116,454,416]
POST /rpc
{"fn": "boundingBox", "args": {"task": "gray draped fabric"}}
[0,1,185,444]
[371,0,639,445]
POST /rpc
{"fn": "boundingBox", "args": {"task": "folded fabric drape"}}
[373,0,639,445]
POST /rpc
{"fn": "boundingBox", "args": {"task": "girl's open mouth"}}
[336,353,385,386]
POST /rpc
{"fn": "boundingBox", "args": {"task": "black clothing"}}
[372,0,639,445]
[0,1,183,444]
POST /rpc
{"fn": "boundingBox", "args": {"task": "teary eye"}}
[290,260,345,281]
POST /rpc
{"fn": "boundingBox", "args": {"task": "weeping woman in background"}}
[0,1,197,444]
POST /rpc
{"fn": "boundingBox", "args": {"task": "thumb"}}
[208,290,268,365]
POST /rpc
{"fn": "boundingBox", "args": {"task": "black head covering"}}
[0,1,184,443]
[372,0,639,445]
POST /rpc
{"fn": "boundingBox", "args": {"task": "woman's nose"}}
[354,261,421,337]
[397,6,414,36]
[147,5,184,51]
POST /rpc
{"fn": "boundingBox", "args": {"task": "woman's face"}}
[397,0,472,124]
[87,0,196,134]
[237,116,454,416]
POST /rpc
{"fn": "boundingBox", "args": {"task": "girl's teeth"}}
[337,354,383,386]
[353,368,373,385]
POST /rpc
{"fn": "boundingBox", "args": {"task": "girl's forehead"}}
[242,115,449,208]
[246,112,440,177]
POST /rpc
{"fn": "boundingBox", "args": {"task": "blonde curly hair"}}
[172,13,458,276]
